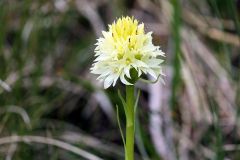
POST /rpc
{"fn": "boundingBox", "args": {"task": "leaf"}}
[139,74,163,84]
[118,89,128,115]
[134,89,141,114]
[115,105,126,150]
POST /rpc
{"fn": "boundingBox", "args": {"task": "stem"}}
[125,85,135,160]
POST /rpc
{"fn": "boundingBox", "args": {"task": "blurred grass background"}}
[0,0,240,160]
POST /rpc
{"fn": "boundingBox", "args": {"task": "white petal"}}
[104,75,115,89]
[136,60,148,68]
[95,54,110,61]
[124,66,131,78]
[96,71,111,79]
[112,75,119,86]
[104,81,112,89]
[102,31,109,38]
[155,49,165,56]
[138,69,142,77]
[141,68,147,74]
[147,69,157,80]
[120,73,132,85]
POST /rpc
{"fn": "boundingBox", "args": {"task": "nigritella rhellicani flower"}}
[91,16,165,88]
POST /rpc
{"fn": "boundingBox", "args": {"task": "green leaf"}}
[134,89,140,114]
[118,89,127,115]
[139,74,164,84]
[115,105,126,150]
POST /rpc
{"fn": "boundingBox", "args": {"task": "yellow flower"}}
[91,16,165,88]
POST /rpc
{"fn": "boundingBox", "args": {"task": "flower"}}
[91,16,165,88]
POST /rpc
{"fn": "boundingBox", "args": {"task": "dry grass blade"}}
[75,0,105,36]
[148,70,176,160]
[6,106,31,129]
[183,10,240,46]
[0,79,11,92]
[0,135,103,160]
[61,131,125,158]
[185,30,236,129]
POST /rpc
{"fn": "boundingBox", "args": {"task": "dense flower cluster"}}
[91,16,165,88]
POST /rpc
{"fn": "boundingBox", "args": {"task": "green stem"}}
[125,85,135,160]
